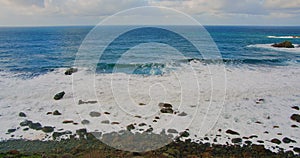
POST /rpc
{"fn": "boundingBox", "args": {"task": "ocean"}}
[0,26,299,152]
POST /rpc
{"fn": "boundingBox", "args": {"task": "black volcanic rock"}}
[64,68,78,75]
[272,41,294,48]
[54,91,65,100]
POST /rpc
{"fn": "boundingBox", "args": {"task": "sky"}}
[0,0,299,26]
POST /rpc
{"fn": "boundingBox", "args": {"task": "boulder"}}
[64,68,78,75]
[89,111,101,117]
[272,41,294,48]
[282,137,296,144]
[42,126,54,133]
[53,110,61,115]
[290,114,300,123]
[158,103,173,108]
[18,112,26,117]
[54,91,65,100]
[160,108,174,114]
[271,138,281,144]
[126,124,135,131]
[225,129,240,135]
[28,122,42,130]
[232,138,242,144]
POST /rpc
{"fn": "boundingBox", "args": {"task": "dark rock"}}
[29,122,42,130]
[226,129,240,135]
[76,128,87,136]
[52,130,72,139]
[167,129,178,134]
[42,126,54,133]
[46,112,52,115]
[291,124,298,128]
[18,112,26,117]
[292,106,299,110]
[7,128,16,133]
[290,114,300,123]
[126,124,135,131]
[139,103,146,105]
[20,120,32,126]
[89,111,101,117]
[257,140,264,143]
[23,128,29,131]
[272,41,295,48]
[111,122,120,125]
[145,127,153,133]
[104,112,110,115]
[53,110,61,115]
[138,123,146,126]
[178,112,188,116]
[54,91,65,100]
[155,116,160,119]
[256,98,265,104]
[160,108,173,114]
[158,103,173,108]
[249,135,258,139]
[134,115,142,118]
[294,147,300,154]
[271,138,281,144]
[204,137,209,141]
[64,68,78,75]
[231,138,242,144]
[62,120,73,124]
[101,120,110,124]
[78,100,97,105]
[282,137,296,144]
[81,119,90,125]
[273,125,279,128]
[179,131,190,137]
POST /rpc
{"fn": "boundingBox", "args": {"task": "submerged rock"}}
[78,100,97,105]
[178,112,187,116]
[167,129,178,134]
[272,41,294,48]
[282,137,296,144]
[28,122,42,130]
[64,68,78,75]
[54,91,65,100]
[89,111,101,117]
[81,119,90,125]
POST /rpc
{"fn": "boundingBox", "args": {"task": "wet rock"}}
[225,129,240,135]
[232,138,242,144]
[282,137,296,144]
[62,120,74,124]
[42,126,54,133]
[23,128,29,131]
[64,67,78,75]
[179,131,190,137]
[29,122,42,130]
[101,120,110,124]
[249,135,258,139]
[167,129,178,134]
[7,128,16,133]
[76,128,87,136]
[273,125,279,128]
[155,116,160,119]
[18,112,26,117]
[20,120,32,126]
[54,91,65,100]
[290,114,300,123]
[138,123,146,126]
[89,111,101,117]
[53,110,62,115]
[145,127,153,133]
[104,112,110,115]
[134,115,142,118]
[292,106,299,110]
[46,112,52,115]
[291,124,298,128]
[272,41,294,48]
[78,100,97,105]
[271,138,281,144]
[178,112,187,116]
[256,98,265,104]
[257,140,264,143]
[160,108,174,114]
[126,124,135,131]
[81,119,90,125]
[111,122,120,125]
[158,103,173,108]
[294,147,300,154]
[52,130,72,139]
[139,103,146,106]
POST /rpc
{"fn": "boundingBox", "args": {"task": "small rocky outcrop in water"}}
[64,68,78,75]
[54,91,65,100]
[290,114,300,123]
[272,41,294,48]
[159,103,174,114]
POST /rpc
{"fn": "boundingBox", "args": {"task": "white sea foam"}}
[267,35,300,39]
[247,44,300,53]
[0,63,299,152]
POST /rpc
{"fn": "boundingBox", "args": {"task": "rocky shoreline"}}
[0,132,300,158]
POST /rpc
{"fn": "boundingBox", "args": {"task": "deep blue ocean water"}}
[0,26,300,77]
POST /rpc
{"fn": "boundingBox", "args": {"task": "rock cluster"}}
[272,41,294,48]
